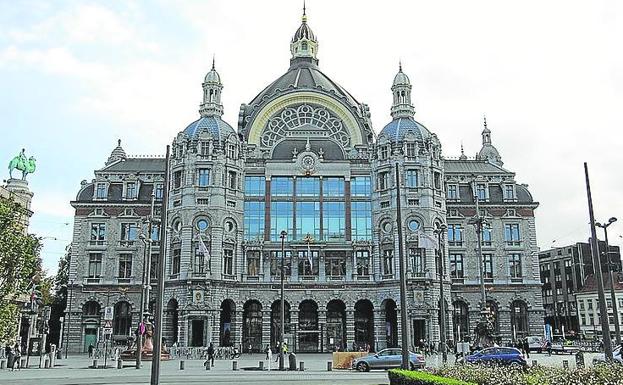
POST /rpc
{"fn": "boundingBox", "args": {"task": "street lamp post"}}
[279,230,287,370]
[64,279,74,359]
[434,224,448,364]
[596,217,620,346]
[137,192,156,369]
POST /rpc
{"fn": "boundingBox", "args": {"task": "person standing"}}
[207,343,215,367]
[88,344,94,358]
[13,343,21,371]
[266,345,272,371]
[522,338,530,359]
[264,344,271,360]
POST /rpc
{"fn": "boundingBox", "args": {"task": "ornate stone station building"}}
[66,10,543,353]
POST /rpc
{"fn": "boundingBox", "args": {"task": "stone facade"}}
[65,10,542,353]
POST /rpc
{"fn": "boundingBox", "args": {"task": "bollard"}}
[117,359,123,369]
[327,361,333,371]
[21,357,28,368]
[562,360,569,369]
[1,359,6,369]
[92,359,98,369]
[205,360,211,370]
[299,361,304,371]
[232,360,238,371]
[179,360,185,370]
[532,360,537,367]
[44,357,50,368]
[259,361,264,370]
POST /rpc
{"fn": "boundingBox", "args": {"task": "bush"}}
[388,369,477,385]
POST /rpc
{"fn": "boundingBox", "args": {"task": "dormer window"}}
[405,143,416,158]
[227,144,236,159]
[301,41,308,50]
[380,146,389,160]
[447,184,459,200]
[476,183,487,201]
[155,183,164,200]
[200,141,210,156]
[503,184,516,201]
[125,182,137,199]
[95,183,107,199]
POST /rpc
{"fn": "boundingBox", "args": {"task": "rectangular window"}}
[198,169,210,187]
[449,254,464,278]
[151,224,160,241]
[476,183,487,200]
[410,247,425,276]
[118,254,132,278]
[509,253,522,278]
[155,183,164,200]
[447,184,458,200]
[483,254,493,278]
[227,144,236,159]
[351,201,372,241]
[96,183,107,199]
[322,202,345,240]
[325,254,346,277]
[434,172,441,190]
[90,223,106,244]
[172,246,181,275]
[298,250,319,276]
[482,224,492,246]
[382,249,394,275]
[405,143,417,158]
[173,170,183,189]
[120,223,138,242]
[88,253,102,278]
[380,146,389,160]
[378,172,389,190]
[244,176,266,196]
[447,224,463,246]
[323,177,344,197]
[504,224,521,245]
[246,251,260,276]
[200,141,210,156]
[297,177,320,197]
[270,251,291,276]
[244,201,265,241]
[150,254,158,280]
[351,176,371,197]
[271,177,293,196]
[223,249,234,275]
[504,185,515,200]
[405,170,419,188]
[228,171,237,189]
[270,202,293,241]
[356,250,370,276]
[296,201,320,239]
[126,182,137,199]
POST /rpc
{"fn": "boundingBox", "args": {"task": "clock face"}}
[301,155,315,171]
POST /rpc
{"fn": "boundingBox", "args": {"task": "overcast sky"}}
[1,0,621,275]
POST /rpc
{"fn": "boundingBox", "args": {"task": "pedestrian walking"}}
[522,338,530,359]
[264,344,271,360]
[546,340,552,356]
[88,343,94,358]
[207,343,215,367]
[13,343,21,371]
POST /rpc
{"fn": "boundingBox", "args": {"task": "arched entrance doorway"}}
[511,300,529,340]
[220,299,235,346]
[165,299,179,345]
[326,300,346,352]
[113,301,132,337]
[453,300,469,342]
[270,300,291,350]
[298,300,319,352]
[384,299,398,348]
[82,301,100,352]
[354,299,374,351]
[243,300,262,352]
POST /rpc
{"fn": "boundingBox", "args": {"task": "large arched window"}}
[326,300,346,352]
[298,300,319,352]
[243,300,262,352]
[220,299,235,347]
[83,301,100,316]
[354,299,374,351]
[486,300,499,335]
[270,300,291,349]
[113,301,132,336]
[511,300,529,339]
[384,299,398,348]
[453,301,469,342]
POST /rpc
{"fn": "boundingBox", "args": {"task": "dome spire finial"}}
[290,1,318,64]
[200,57,224,117]
[391,62,415,119]
[211,54,215,71]
[459,141,467,160]
[399,59,402,72]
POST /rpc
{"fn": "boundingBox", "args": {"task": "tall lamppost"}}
[137,192,156,369]
[596,217,620,346]
[279,230,287,370]
[434,223,448,363]
[64,279,74,359]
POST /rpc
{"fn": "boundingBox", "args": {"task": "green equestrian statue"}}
[8,149,37,180]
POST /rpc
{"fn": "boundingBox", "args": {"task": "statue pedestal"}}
[2,178,34,228]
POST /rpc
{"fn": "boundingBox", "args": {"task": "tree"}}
[0,196,42,345]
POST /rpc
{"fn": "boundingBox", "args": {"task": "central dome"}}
[183,116,236,142]
[379,117,431,143]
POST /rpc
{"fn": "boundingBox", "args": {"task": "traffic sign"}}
[104,320,112,328]
[104,306,113,320]
[103,327,113,335]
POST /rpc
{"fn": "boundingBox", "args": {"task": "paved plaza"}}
[0,352,605,385]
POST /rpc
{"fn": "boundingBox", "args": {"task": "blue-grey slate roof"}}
[379,117,430,142]
[183,116,236,140]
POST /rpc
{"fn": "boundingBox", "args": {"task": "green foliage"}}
[429,364,623,385]
[0,196,42,344]
[389,369,477,385]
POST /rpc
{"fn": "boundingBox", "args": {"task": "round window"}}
[196,219,209,231]
[408,219,420,231]
[382,221,392,233]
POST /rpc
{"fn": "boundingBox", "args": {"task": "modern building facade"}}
[539,241,622,336]
[576,273,623,339]
[65,10,543,353]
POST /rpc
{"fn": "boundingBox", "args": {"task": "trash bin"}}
[288,352,297,371]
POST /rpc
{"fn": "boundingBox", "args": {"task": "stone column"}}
[261,310,271,352]
[318,310,327,352]
[318,250,326,282]
[346,310,355,350]
[290,310,299,352]
[375,309,387,350]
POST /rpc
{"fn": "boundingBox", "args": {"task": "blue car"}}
[460,347,528,368]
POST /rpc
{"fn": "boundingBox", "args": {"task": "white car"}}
[593,346,623,364]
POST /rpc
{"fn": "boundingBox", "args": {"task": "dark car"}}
[460,347,528,368]
[352,348,425,371]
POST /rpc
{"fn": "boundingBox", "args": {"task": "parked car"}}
[593,345,623,365]
[458,347,528,368]
[527,336,546,353]
[352,348,425,371]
